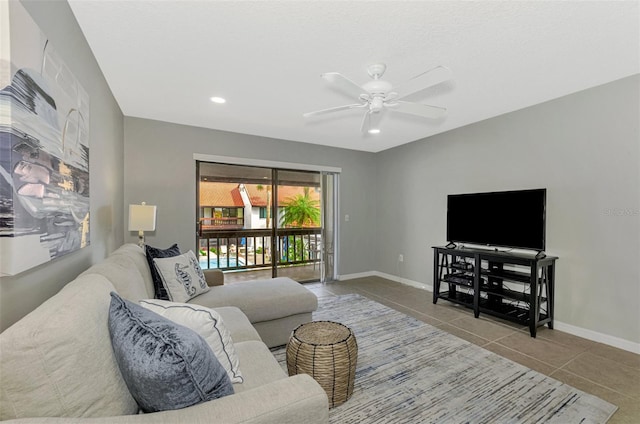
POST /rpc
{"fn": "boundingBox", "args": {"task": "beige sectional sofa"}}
[0,244,328,423]
[81,244,319,348]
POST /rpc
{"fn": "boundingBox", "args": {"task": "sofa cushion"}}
[145,243,181,300]
[231,340,287,394]
[140,299,243,383]
[108,293,233,413]
[0,275,138,420]
[80,254,148,302]
[153,250,210,303]
[110,243,155,298]
[189,277,318,323]
[214,306,263,343]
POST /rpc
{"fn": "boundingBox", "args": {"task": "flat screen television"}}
[447,188,546,251]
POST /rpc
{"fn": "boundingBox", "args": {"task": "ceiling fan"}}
[303,63,452,134]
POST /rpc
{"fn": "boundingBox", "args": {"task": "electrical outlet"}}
[345,214,350,222]
[398,254,404,262]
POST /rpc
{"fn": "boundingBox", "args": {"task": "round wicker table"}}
[286,321,358,408]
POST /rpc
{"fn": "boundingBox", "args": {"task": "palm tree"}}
[280,187,320,228]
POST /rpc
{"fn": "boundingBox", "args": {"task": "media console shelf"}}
[432,246,557,337]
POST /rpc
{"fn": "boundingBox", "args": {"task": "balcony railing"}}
[198,227,322,271]
[199,217,244,230]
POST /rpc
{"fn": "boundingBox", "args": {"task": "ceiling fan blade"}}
[303,103,366,118]
[360,110,383,134]
[360,111,370,133]
[369,110,382,131]
[387,101,447,118]
[322,72,365,98]
[395,65,452,100]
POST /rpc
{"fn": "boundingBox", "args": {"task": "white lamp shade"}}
[128,204,157,231]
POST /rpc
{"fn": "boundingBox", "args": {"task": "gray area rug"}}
[271,294,617,423]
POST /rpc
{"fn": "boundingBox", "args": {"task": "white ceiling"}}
[67,1,639,153]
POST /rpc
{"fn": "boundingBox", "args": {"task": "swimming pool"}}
[199,256,246,269]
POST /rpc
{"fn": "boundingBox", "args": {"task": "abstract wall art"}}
[0,2,90,275]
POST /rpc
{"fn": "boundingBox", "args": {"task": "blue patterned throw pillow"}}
[145,243,181,300]
[108,292,233,413]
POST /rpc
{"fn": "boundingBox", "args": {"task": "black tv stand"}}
[432,246,557,337]
[445,241,457,249]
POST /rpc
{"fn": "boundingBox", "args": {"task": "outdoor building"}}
[199,182,321,231]
[199,182,245,230]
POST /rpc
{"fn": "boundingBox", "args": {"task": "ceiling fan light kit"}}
[304,63,452,134]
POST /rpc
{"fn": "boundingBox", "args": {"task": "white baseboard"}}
[335,270,640,355]
[337,271,377,281]
[553,321,640,354]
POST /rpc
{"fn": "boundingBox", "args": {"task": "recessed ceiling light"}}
[368,129,381,134]
[210,96,226,104]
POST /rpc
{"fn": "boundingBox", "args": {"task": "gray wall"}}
[123,118,377,276]
[375,75,640,344]
[0,1,125,331]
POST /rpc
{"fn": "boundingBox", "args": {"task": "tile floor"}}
[303,276,640,423]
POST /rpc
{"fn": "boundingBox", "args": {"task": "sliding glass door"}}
[196,161,336,283]
[273,169,322,281]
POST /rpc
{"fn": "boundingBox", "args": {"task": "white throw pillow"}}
[139,299,243,384]
[153,250,209,303]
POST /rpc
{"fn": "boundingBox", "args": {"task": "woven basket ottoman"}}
[286,320,358,408]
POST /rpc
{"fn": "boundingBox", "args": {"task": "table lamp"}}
[128,202,157,247]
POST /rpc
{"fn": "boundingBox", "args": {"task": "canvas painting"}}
[0,2,90,276]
